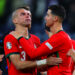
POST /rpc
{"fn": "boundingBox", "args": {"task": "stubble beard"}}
[22,23,31,30]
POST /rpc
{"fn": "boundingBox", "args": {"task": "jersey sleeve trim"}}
[6,52,20,58]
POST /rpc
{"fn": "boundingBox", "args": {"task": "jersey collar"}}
[24,33,31,40]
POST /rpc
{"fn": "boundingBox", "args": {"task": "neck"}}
[50,22,63,34]
[15,24,29,38]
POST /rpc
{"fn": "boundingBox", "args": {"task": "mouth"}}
[26,19,31,22]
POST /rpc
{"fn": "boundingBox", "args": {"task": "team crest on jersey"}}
[6,42,12,49]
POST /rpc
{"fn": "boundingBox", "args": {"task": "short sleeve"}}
[4,35,20,58]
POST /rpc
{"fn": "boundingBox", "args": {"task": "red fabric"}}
[72,40,75,49]
[19,31,72,75]
[4,34,40,75]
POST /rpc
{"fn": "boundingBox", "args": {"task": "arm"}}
[9,54,37,70]
[67,49,75,62]
[4,35,37,70]
[19,36,64,59]
[10,54,62,70]
[37,56,62,72]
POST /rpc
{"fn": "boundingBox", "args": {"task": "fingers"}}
[53,58,62,64]
[49,57,62,62]
[0,55,4,62]
[47,57,62,66]
[67,49,74,56]
[45,30,53,38]
[67,50,71,56]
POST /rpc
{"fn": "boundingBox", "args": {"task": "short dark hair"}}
[48,5,66,21]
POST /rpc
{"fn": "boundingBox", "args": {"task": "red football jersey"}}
[19,31,72,75]
[4,34,40,75]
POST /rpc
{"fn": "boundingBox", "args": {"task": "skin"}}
[67,49,75,62]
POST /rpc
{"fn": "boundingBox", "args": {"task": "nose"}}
[44,16,47,21]
[26,15,30,18]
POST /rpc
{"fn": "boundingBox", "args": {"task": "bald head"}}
[12,6,30,20]
[12,9,20,20]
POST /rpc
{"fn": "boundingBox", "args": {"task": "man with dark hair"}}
[12,5,73,75]
[4,6,62,75]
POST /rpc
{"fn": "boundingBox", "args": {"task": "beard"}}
[25,24,31,30]
[15,20,31,30]
[22,22,31,30]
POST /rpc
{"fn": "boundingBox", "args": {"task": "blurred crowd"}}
[0,0,75,75]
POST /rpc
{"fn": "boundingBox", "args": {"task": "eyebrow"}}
[21,12,25,14]
[20,12,32,17]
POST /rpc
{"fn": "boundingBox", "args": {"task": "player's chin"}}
[25,23,31,26]
[25,24,31,29]
[46,23,49,27]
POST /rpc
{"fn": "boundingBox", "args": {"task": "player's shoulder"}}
[51,31,68,41]
[4,33,17,43]
[52,31,64,38]
[71,39,75,45]
[56,31,69,38]
[30,34,40,40]
[71,39,75,43]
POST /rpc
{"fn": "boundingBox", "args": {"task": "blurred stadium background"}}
[0,0,75,75]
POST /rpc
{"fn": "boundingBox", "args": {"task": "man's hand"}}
[46,56,62,66]
[67,49,74,56]
[67,49,75,62]
[45,30,53,38]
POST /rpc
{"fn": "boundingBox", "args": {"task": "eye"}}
[21,13,26,16]
[27,13,32,17]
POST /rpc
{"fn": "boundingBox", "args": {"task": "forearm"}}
[16,61,37,70]
[10,54,47,70]
[10,54,37,70]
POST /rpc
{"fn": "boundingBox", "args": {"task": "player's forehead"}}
[47,9,52,15]
[17,9,31,15]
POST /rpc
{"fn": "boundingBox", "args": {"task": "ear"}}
[54,16,58,22]
[13,18,17,24]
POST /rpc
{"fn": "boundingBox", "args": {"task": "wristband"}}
[36,59,47,66]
